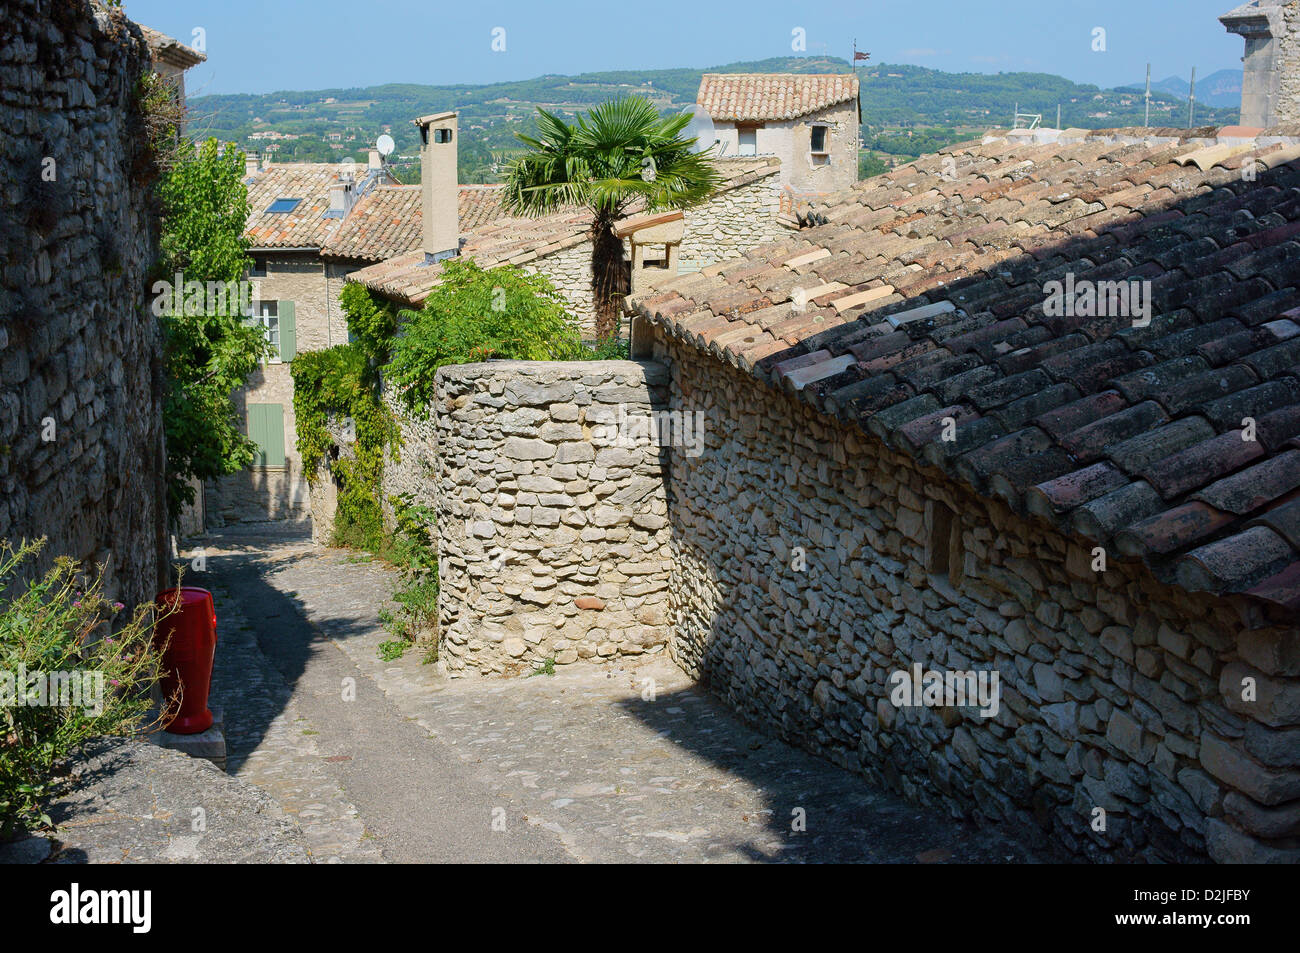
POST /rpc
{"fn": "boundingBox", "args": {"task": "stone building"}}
[1,1,173,610]
[424,116,1300,863]
[202,145,515,526]
[139,25,205,111]
[696,73,860,199]
[1220,0,1300,128]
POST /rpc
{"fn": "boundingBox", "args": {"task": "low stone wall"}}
[434,360,673,675]
[0,1,167,610]
[650,328,1300,864]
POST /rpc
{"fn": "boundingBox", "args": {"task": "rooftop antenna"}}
[1056,104,1061,129]
[1144,63,1151,127]
[1188,66,1197,128]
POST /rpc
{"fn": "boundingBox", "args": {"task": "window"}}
[926,500,965,595]
[810,124,829,154]
[433,128,452,144]
[266,197,302,213]
[252,300,296,362]
[254,300,280,361]
[247,403,286,468]
[737,126,757,156]
[249,256,267,278]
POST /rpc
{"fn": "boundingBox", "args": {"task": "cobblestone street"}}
[194,525,1037,863]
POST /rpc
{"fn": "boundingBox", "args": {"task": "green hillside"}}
[187,56,1239,183]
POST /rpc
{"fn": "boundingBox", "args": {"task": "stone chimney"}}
[414,111,459,262]
[368,147,382,171]
[245,153,260,177]
[1220,0,1300,127]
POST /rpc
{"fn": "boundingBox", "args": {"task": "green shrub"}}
[0,541,164,839]
[379,495,439,662]
[386,259,586,416]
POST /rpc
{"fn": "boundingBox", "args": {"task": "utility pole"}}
[1189,67,1197,128]
[1144,63,1151,127]
[1056,104,1061,129]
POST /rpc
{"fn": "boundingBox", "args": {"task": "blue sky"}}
[123,0,1246,97]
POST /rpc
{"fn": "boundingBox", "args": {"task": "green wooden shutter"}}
[279,300,296,360]
[248,403,285,468]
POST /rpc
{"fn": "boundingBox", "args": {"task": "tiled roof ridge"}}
[697,73,860,122]
[632,128,1300,618]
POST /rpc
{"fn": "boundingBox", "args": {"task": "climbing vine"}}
[290,284,399,552]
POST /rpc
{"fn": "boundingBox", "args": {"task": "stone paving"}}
[190,525,1038,864]
[10,739,309,864]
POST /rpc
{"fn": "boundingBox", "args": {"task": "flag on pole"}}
[855,51,871,61]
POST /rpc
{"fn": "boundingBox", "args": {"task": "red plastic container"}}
[154,587,218,734]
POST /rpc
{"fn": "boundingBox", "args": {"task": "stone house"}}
[201,151,515,527]
[427,29,1300,861]
[696,73,860,200]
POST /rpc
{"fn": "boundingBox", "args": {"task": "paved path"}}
[194,526,1036,864]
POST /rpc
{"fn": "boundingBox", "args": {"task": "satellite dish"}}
[376,134,396,157]
[681,105,716,155]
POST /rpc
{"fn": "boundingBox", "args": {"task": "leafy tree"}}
[156,137,270,518]
[385,260,586,414]
[858,153,889,179]
[502,96,721,341]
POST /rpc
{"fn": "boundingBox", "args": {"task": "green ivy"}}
[290,286,399,553]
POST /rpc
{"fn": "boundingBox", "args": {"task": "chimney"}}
[415,111,459,262]
[368,147,382,171]
[1220,0,1300,127]
[245,153,261,177]
[328,174,356,218]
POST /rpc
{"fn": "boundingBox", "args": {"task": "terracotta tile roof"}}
[319,185,512,262]
[244,163,352,250]
[347,209,592,306]
[631,125,1300,614]
[697,73,859,122]
[458,184,510,230]
[348,157,780,304]
[319,184,422,262]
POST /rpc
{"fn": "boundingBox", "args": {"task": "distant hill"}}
[188,57,1240,183]
[1120,69,1242,110]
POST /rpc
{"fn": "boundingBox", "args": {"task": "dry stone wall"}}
[434,360,673,675]
[651,328,1300,864]
[0,0,167,610]
[680,172,784,266]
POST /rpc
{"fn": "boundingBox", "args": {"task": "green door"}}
[248,403,285,468]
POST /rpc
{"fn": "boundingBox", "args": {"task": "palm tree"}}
[503,97,721,342]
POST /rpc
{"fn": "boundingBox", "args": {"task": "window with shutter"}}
[279,300,296,360]
[248,403,286,468]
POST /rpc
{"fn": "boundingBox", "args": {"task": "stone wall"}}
[434,360,673,675]
[524,240,595,335]
[0,0,167,610]
[680,171,784,267]
[650,328,1300,864]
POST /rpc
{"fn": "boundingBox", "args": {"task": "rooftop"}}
[632,124,1300,616]
[349,156,781,305]
[138,25,206,70]
[696,73,860,122]
[319,184,513,262]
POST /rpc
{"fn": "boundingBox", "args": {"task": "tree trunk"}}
[590,218,628,343]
